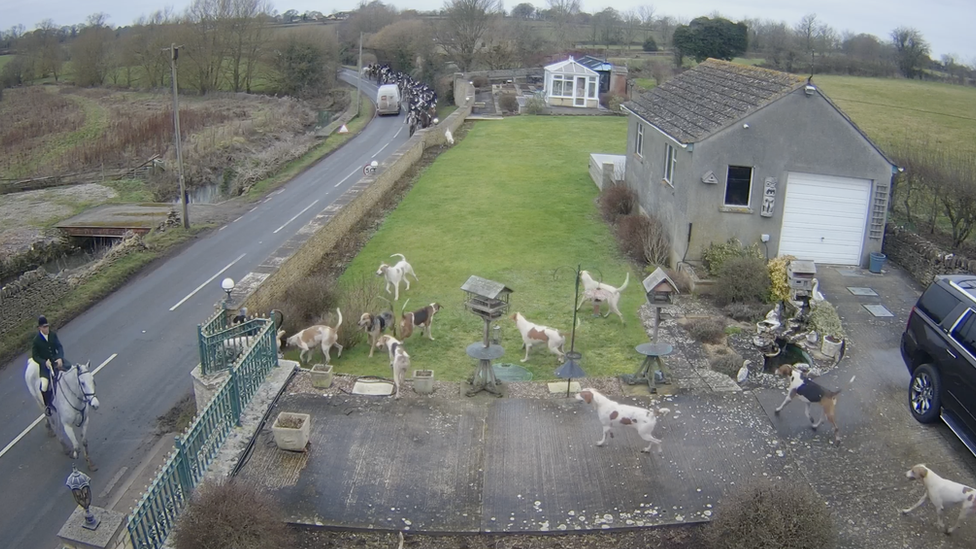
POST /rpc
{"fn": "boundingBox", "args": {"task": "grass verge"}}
[313,116,641,382]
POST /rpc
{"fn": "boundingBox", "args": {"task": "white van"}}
[376,84,401,116]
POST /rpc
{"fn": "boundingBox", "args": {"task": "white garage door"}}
[779,172,872,265]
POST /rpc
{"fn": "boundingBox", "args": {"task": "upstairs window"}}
[636,124,644,157]
[664,144,677,185]
[725,166,754,207]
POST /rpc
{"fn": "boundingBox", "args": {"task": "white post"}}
[170,44,189,229]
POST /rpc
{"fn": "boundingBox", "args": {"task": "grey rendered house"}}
[621,59,898,267]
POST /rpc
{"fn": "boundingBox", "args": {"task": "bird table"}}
[466,342,505,397]
[621,342,673,393]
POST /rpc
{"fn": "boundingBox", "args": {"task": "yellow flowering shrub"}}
[767,255,797,303]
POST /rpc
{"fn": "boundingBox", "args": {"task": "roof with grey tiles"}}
[623,59,807,144]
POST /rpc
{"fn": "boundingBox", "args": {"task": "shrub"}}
[172,479,294,549]
[524,94,546,114]
[664,267,693,293]
[498,93,519,113]
[599,92,625,113]
[716,256,771,306]
[686,318,725,344]
[598,182,637,224]
[642,36,659,52]
[334,273,385,350]
[710,349,742,377]
[278,273,338,335]
[705,480,836,549]
[472,75,489,88]
[724,302,770,322]
[767,255,797,303]
[616,213,671,267]
[702,238,764,277]
[809,301,845,339]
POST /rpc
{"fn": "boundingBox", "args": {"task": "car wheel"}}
[909,363,942,424]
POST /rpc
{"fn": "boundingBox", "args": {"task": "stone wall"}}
[883,223,976,286]
[0,268,71,335]
[236,77,475,316]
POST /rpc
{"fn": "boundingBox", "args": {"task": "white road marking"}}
[233,215,244,223]
[273,200,319,234]
[99,466,128,498]
[393,126,403,139]
[219,226,227,231]
[263,196,273,203]
[169,254,247,311]
[0,353,117,460]
[337,169,358,187]
[274,189,285,195]
[248,207,257,213]
[372,141,390,157]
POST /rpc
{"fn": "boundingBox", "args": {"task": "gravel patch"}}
[0,183,119,256]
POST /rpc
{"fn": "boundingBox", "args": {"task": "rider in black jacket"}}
[31,315,69,416]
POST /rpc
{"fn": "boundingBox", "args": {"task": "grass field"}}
[815,75,976,154]
[312,116,642,382]
[633,78,656,91]
[0,54,11,72]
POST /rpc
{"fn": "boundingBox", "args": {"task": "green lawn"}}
[815,75,976,154]
[633,78,656,91]
[0,55,12,72]
[322,116,646,382]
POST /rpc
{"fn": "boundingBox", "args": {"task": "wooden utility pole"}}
[169,43,189,229]
[356,32,363,117]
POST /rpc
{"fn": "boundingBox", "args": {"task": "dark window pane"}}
[950,309,976,356]
[725,166,752,206]
[917,284,958,324]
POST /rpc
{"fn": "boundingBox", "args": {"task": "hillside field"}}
[814,75,976,154]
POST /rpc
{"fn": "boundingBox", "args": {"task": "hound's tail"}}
[391,253,406,261]
[401,298,411,315]
[334,308,342,329]
[827,375,856,399]
[618,272,630,293]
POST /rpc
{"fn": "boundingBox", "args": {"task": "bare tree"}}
[72,13,113,87]
[890,26,930,78]
[656,15,676,48]
[182,0,233,94]
[35,19,64,82]
[133,10,176,88]
[225,0,273,93]
[436,0,502,72]
[637,4,656,40]
[546,0,580,49]
[367,19,428,72]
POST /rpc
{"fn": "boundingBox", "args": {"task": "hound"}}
[285,309,343,365]
[902,464,975,534]
[375,335,410,399]
[376,253,419,301]
[575,388,670,453]
[358,311,396,357]
[774,364,854,444]
[400,302,441,340]
[577,271,629,322]
[511,312,566,363]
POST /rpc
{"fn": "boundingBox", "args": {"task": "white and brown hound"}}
[902,464,976,535]
[358,311,396,357]
[511,312,566,363]
[376,253,418,301]
[285,309,343,365]
[400,302,441,340]
[375,335,410,399]
[577,270,629,323]
[576,388,670,453]
[775,364,853,444]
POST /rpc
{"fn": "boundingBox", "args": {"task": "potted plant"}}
[821,334,843,358]
[272,412,310,451]
[310,363,333,389]
[413,370,434,395]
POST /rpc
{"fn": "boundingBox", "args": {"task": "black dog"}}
[358,311,396,357]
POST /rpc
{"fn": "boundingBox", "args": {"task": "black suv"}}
[901,274,976,455]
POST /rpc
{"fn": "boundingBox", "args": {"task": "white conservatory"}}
[543,57,600,108]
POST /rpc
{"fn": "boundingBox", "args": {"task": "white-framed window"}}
[588,77,597,98]
[551,77,563,96]
[664,144,677,185]
[724,165,753,207]
[635,124,644,157]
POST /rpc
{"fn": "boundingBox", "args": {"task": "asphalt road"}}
[0,70,408,549]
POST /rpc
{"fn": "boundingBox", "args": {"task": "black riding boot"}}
[42,389,54,416]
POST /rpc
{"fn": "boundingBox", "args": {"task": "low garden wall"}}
[236,76,475,316]
[883,223,976,286]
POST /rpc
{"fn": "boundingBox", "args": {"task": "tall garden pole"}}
[356,32,363,117]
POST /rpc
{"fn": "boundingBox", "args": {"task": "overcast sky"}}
[2,0,973,63]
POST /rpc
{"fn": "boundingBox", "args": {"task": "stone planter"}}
[310,363,333,389]
[272,412,310,452]
[413,370,434,395]
[821,335,843,359]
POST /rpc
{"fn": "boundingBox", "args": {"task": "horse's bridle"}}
[58,366,97,427]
